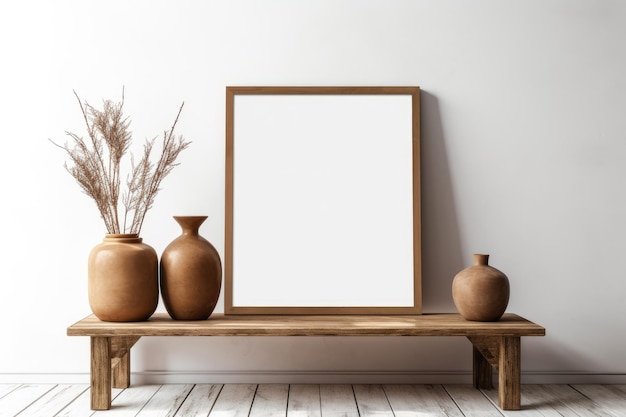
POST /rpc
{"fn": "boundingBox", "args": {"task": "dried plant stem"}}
[125,102,189,234]
[51,91,190,235]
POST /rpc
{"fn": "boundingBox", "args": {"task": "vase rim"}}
[473,253,490,265]
[105,233,140,238]
[103,233,142,243]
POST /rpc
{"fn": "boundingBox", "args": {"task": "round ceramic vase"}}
[88,234,159,322]
[160,216,222,320]
[452,254,510,322]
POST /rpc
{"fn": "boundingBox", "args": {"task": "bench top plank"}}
[67,313,545,337]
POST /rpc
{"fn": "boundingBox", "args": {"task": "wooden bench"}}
[67,312,545,411]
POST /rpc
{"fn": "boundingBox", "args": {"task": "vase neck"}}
[174,216,208,235]
[473,254,489,266]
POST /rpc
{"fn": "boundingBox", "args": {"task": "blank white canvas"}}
[232,94,415,307]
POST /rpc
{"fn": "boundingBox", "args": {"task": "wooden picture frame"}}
[225,86,421,314]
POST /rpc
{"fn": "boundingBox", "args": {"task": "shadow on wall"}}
[521,337,616,383]
[420,91,464,313]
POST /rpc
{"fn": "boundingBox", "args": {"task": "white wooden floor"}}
[0,383,624,417]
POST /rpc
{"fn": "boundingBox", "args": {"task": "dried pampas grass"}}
[51,90,191,235]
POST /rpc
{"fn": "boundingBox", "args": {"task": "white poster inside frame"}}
[225,86,421,314]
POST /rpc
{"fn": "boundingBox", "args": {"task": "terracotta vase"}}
[88,234,159,322]
[452,254,510,321]
[160,216,222,320]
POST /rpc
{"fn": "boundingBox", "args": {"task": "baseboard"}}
[131,370,476,385]
[2,371,626,385]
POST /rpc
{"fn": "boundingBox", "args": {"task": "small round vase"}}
[160,216,222,320]
[88,234,159,322]
[452,254,510,322]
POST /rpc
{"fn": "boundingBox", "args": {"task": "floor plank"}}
[444,385,503,417]
[482,386,566,416]
[0,384,20,400]
[56,388,124,417]
[249,384,289,417]
[17,384,89,417]
[92,385,161,417]
[530,385,615,417]
[173,384,222,417]
[209,383,256,417]
[0,384,56,417]
[572,385,626,417]
[0,384,623,416]
[384,384,464,417]
[287,384,321,417]
[612,385,626,394]
[135,384,194,417]
[320,384,359,417]
[353,384,394,417]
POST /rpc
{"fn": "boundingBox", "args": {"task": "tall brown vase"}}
[452,254,510,322]
[160,216,222,320]
[88,234,159,322]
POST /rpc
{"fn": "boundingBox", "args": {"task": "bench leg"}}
[90,336,141,410]
[498,336,521,410]
[90,336,112,410]
[112,349,131,389]
[468,336,521,410]
[111,336,141,389]
[473,345,493,389]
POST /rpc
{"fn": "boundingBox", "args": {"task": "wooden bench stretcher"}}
[67,312,545,411]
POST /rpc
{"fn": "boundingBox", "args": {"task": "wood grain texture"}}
[444,385,503,417]
[571,385,626,416]
[135,384,194,417]
[320,384,359,417]
[56,388,124,417]
[287,384,321,417]
[498,337,521,410]
[173,384,222,417]
[68,313,545,337]
[468,336,500,369]
[384,384,464,416]
[413,384,467,416]
[2,384,624,416]
[15,384,89,417]
[111,336,140,389]
[70,313,544,411]
[91,336,111,410]
[92,384,161,416]
[530,385,617,417]
[0,384,56,417]
[112,352,130,390]
[209,384,256,417]
[249,384,289,417]
[472,345,494,390]
[353,384,394,416]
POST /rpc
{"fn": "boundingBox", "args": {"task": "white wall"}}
[1,0,625,384]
